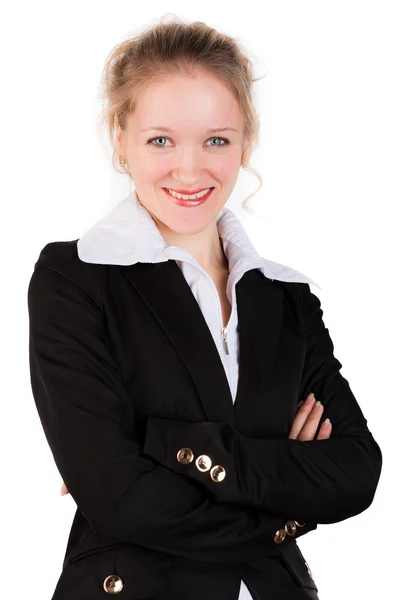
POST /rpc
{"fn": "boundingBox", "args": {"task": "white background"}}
[1,1,398,598]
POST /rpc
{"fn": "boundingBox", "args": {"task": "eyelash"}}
[147,136,230,148]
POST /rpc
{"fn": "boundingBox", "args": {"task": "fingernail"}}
[306,393,315,404]
[323,418,331,424]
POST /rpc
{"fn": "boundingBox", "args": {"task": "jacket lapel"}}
[234,267,283,423]
[121,260,283,427]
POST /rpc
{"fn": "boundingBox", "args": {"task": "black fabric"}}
[28,240,382,599]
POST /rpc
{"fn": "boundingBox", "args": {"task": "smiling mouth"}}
[164,187,214,199]
[162,187,215,206]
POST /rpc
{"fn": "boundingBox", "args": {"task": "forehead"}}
[130,73,242,131]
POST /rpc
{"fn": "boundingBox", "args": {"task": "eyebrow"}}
[140,126,238,133]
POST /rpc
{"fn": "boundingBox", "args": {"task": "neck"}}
[157,218,229,274]
[135,192,229,273]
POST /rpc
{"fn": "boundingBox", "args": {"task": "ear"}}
[114,116,124,150]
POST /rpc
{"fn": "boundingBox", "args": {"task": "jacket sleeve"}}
[143,283,383,524]
[28,263,317,567]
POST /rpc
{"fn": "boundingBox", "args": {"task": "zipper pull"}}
[221,326,229,355]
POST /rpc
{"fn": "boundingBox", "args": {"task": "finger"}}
[297,401,325,441]
[60,482,69,496]
[316,418,332,440]
[296,392,315,412]
[289,394,317,439]
[289,395,316,439]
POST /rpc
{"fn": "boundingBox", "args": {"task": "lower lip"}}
[162,187,214,207]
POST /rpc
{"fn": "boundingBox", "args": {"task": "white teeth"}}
[167,188,211,200]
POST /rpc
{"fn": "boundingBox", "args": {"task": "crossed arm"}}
[141,282,382,523]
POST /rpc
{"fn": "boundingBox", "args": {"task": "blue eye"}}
[147,136,229,148]
[208,137,229,146]
[149,137,171,147]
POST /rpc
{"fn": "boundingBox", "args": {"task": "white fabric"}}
[77,190,320,600]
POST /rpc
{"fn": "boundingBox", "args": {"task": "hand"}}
[289,393,332,441]
[60,481,69,496]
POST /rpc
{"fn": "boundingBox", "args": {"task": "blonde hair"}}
[97,14,265,211]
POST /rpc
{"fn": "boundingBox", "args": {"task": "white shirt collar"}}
[77,191,321,289]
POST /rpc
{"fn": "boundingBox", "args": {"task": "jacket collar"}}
[77,190,320,290]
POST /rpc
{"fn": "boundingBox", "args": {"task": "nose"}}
[172,147,205,185]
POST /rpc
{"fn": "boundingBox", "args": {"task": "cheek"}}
[213,152,242,177]
[132,158,166,183]
[213,163,239,184]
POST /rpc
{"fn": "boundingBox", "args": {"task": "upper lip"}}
[164,187,212,194]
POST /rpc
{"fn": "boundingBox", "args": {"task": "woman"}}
[28,17,382,600]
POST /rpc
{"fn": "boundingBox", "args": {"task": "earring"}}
[119,156,127,167]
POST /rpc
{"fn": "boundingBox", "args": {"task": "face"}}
[116,71,248,237]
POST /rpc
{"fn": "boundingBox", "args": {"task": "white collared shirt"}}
[77,190,320,600]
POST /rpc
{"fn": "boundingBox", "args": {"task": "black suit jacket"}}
[27,240,382,600]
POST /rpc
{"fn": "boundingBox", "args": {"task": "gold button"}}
[285,520,297,536]
[103,575,124,594]
[195,454,212,472]
[294,520,306,527]
[210,465,226,482]
[273,528,287,544]
[305,560,313,580]
[176,448,194,464]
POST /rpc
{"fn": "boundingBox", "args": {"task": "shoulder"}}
[34,239,79,269]
[256,256,322,322]
[258,256,321,290]
[28,239,105,308]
